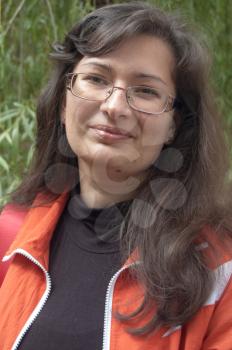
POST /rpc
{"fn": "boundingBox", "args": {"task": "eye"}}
[133,86,161,99]
[82,74,110,86]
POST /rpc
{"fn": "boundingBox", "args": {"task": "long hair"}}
[9,2,232,335]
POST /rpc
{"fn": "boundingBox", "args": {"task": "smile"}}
[90,124,133,141]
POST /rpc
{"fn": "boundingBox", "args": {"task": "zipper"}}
[102,262,137,350]
[2,248,52,350]
[3,250,138,350]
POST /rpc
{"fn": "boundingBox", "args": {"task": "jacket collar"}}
[4,192,70,270]
[4,191,138,271]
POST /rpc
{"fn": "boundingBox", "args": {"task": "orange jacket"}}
[0,193,232,350]
[0,204,28,286]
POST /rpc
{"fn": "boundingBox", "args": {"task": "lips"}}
[90,124,133,138]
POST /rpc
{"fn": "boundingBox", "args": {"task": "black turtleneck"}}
[19,186,132,350]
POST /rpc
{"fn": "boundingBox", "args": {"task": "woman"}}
[0,2,232,349]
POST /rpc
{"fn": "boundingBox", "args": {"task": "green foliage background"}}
[0,0,231,205]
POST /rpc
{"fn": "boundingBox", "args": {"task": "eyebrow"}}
[79,61,167,86]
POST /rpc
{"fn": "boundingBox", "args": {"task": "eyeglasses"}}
[66,72,178,115]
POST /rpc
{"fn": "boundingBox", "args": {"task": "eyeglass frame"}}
[66,72,179,115]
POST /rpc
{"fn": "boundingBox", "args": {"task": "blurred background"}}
[0,0,232,206]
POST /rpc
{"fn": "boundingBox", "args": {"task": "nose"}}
[99,86,132,119]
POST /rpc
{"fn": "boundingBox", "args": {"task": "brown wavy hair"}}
[9,2,232,335]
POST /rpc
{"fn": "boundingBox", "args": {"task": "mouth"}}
[90,124,134,139]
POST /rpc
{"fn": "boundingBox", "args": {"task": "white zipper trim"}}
[3,249,138,350]
[102,262,138,350]
[102,265,129,350]
[162,325,182,337]
[2,248,52,350]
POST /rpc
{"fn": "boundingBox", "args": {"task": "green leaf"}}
[0,156,9,172]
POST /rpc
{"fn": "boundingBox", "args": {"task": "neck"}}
[78,159,145,208]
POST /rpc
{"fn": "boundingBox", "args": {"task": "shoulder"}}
[0,203,29,225]
[0,204,29,285]
[0,203,29,240]
[0,204,29,239]
[196,225,232,305]
[197,225,232,269]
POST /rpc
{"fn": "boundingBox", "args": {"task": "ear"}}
[165,122,176,145]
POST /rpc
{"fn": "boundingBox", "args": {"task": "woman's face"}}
[62,35,176,183]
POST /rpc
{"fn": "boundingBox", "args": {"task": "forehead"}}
[75,35,176,92]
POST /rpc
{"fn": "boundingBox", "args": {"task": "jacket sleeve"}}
[201,269,232,350]
[0,204,28,286]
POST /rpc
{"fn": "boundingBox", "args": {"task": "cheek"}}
[65,93,94,119]
[64,98,95,134]
[63,102,84,154]
[140,114,174,148]
[63,98,100,157]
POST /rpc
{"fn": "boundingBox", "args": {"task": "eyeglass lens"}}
[70,73,170,114]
